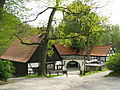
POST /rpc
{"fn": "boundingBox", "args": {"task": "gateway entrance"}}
[67,61,79,68]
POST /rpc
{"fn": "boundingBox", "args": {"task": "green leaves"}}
[106,53,120,73]
[4,0,30,17]
[102,24,120,52]
[0,11,21,55]
[0,60,15,81]
[58,0,104,49]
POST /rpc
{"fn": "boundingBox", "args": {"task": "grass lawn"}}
[24,74,62,78]
[81,68,109,77]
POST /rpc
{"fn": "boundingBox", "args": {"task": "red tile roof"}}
[89,45,112,56]
[77,49,87,55]
[54,44,112,56]
[54,44,77,55]
[0,35,44,63]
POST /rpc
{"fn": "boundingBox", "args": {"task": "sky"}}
[24,0,120,27]
[110,0,120,25]
[95,0,120,25]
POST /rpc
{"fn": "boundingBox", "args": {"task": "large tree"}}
[58,0,104,55]
[57,0,105,74]
[1,0,105,76]
[15,0,90,76]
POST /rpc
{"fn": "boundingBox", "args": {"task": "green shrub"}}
[106,53,120,73]
[0,60,15,81]
[106,72,120,77]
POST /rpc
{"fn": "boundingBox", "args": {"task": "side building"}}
[53,44,115,72]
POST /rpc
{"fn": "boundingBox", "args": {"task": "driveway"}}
[71,71,120,90]
[0,71,120,90]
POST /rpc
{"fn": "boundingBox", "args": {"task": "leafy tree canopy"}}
[101,24,120,52]
[57,0,105,49]
[0,0,34,55]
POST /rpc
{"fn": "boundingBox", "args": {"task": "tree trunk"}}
[83,33,91,75]
[0,0,5,8]
[38,35,48,76]
[38,8,56,76]
[0,0,5,26]
[86,35,91,61]
[0,0,5,15]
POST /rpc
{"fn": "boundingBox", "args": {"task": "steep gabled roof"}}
[54,44,112,57]
[0,35,44,63]
[54,44,77,55]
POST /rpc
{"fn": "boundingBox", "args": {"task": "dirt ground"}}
[0,71,120,90]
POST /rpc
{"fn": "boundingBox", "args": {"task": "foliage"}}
[102,24,120,52]
[0,59,15,81]
[4,0,30,19]
[105,71,120,77]
[0,0,30,28]
[0,0,31,55]
[47,74,62,78]
[0,12,37,55]
[0,12,21,45]
[106,53,120,73]
[57,1,104,49]
[0,0,112,76]
[24,74,62,78]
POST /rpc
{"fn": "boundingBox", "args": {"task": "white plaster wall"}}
[28,63,39,74]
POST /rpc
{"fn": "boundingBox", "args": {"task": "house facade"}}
[0,35,115,76]
[54,44,115,72]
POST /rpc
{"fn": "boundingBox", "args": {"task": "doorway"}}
[67,61,79,68]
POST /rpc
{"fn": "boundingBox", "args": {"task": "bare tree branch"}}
[58,7,73,13]
[46,7,56,32]
[93,5,105,9]
[52,20,57,25]
[21,7,54,24]
[14,34,42,45]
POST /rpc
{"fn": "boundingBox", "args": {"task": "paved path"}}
[0,71,120,90]
[70,71,120,90]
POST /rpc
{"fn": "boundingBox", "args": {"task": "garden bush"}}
[0,60,15,81]
[106,53,120,73]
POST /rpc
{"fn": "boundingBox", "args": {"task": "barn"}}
[0,35,62,77]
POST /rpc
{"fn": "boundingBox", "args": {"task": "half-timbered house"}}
[53,44,115,72]
[0,35,62,77]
